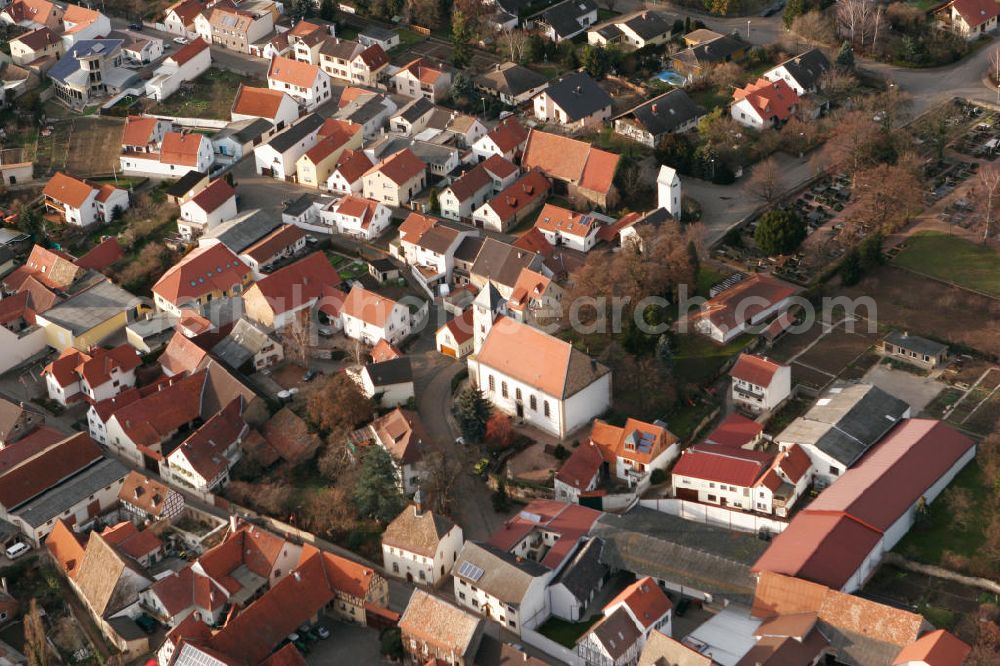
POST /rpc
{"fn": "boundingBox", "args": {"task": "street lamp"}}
[746,20,751,39]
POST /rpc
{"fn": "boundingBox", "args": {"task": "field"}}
[893,232,1000,298]
[146,69,264,120]
[32,116,125,178]
[838,265,1000,358]
[768,318,878,392]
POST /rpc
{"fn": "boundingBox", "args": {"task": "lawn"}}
[673,332,752,386]
[147,68,264,120]
[893,231,1000,298]
[537,616,600,648]
[688,86,731,113]
[895,462,989,565]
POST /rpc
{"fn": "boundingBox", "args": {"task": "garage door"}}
[440,345,457,358]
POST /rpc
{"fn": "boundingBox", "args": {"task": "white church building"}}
[657,165,680,218]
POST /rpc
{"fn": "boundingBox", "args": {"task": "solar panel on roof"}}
[457,561,484,581]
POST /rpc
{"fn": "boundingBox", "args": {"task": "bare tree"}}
[991,46,1000,86]
[280,309,312,365]
[499,27,529,63]
[836,0,884,50]
[745,157,784,205]
[976,165,1000,242]
[419,450,464,514]
[24,599,50,666]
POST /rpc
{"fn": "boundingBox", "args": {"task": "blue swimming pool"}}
[655,70,686,86]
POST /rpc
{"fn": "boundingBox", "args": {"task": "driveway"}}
[862,363,947,413]
[305,620,392,665]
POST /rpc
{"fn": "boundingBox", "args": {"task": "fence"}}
[149,114,229,130]
[520,628,583,666]
[639,498,789,535]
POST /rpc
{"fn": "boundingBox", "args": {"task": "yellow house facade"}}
[35,280,146,352]
[295,128,363,188]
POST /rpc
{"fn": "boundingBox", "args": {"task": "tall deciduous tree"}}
[353,445,406,522]
[848,157,922,235]
[454,385,491,443]
[976,165,1000,243]
[418,450,463,513]
[305,373,374,435]
[745,157,784,205]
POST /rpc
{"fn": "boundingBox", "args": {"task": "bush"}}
[492,482,510,512]
[650,468,667,485]
[380,628,404,660]
[553,444,569,460]
[754,208,807,256]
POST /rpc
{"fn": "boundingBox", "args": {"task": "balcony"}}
[733,384,764,400]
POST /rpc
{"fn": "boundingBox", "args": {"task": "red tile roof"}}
[43,171,95,208]
[441,308,474,346]
[482,168,550,224]
[268,55,322,88]
[160,331,209,377]
[703,412,763,448]
[77,344,141,387]
[777,443,812,484]
[332,149,374,185]
[671,443,775,487]
[605,576,672,630]
[165,0,203,26]
[187,179,235,215]
[365,148,426,185]
[169,398,245,482]
[170,37,210,66]
[247,250,341,316]
[90,386,142,423]
[522,129,619,197]
[118,470,178,518]
[160,132,207,167]
[262,407,320,463]
[948,0,1000,27]
[43,348,89,388]
[487,500,602,569]
[9,245,80,291]
[445,162,492,202]
[370,408,428,465]
[371,338,403,363]
[74,237,124,271]
[356,43,388,68]
[893,629,971,666]
[46,518,85,578]
[122,115,162,147]
[12,26,59,51]
[153,244,248,306]
[0,432,102,509]
[534,203,598,238]
[731,353,783,387]
[733,78,799,123]
[101,520,163,560]
[242,224,305,264]
[108,371,206,449]
[232,85,290,119]
[333,195,382,228]
[555,439,604,490]
[340,284,400,328]
[484,117,529,154]
[398,211,438,243]
[689,274,800,335]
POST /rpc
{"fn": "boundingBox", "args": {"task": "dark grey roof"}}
[476,63,548,98]
[551,537,607,602]
[543,71,612,122]
[222,117,274,144]
[320,38,362,59]
[283,193,322,217]
[371,135,457,169]
[535,0,598,39]
[396,97,434,124]
[595,24,623,39]
[621,10,674,40]
[772,48,831,91]
[453,236,485,263]
[676,34,745,66]
[267,113,324,154]
[365,357,413,386]
[369,257,396,272]
[616,89,705,136]
[337,94,388,125]
[884,330,948,357]
[13,458,129,527]
[202,209,282,254]
[212,318,274,369]
[589,606,643,657]
[166,170,208,198]
[40,280,143,336]
[496,0,537,16]
[107,617,148,641]
[360,26,395,40]
[470,238,542,290]
[590,507,768,606]
[417,226,458,254]
[812,385,910,466]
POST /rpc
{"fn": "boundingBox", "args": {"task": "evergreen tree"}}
[454,385,491,443]
[686,239,700,275]
[836,41,855,70]
[783,0,804,29]
[557,40,578,69]
[320,0,335,20]
[839,247,863,286]
[353,446,406,523]
[859,233,884,270]
[580,45,609,78]
[451,10,474,69]
[753,208,807,256]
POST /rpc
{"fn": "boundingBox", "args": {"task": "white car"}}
[5,542,29,560]
[174,37,189,45]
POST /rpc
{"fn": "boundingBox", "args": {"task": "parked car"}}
[318,327,333,337]
[305,235,319,245]
[174,37,189,44]
[455,436,465,447]
[316,626,330,639]
[303,369,318,382]
[5,542,29,559]
[473,458,490,476]
[128,22,143,31]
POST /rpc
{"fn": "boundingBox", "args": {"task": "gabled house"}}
[731,77,800,129]
[533,203,613,252]
[730,353,792,413]
[588,9,674,49]
[60,4,111,47]
[383,498,464,585]
[440,155,519,222]
[577,577,672,666]
[472,168,550,233]
[671,33,747,81]
[9,26,63,67]
[231,84,300,130]
[613,89,705,148]
[211,318,283,371]
[200,1,275,54]
[399,589,484,666]
[351,357,414,407]
[763,48,832,96]
[287,20,328,65]
[361,148,427,207]
[532,0,598,41]
[267,55,332,111]
[472,117,530,162]
[470,315,610,438]
[43,171,129,227]
[340,284,411,345]
[118,470,185,524]
[687,273,800,343]
[350,406,424,492]
[253,112,326,180]
[476,61,548,106]
[242,250,342,329]
[532,70,613,129]
[295,119,363,188]
[164,398,246,491]
[389,96,436,135]
[436,308,475,359]
[326,149,374,195]
[334,89,397,139]
[391,57,451,102]
[0,397,44,446]
[41,344,140,406]
[936,0,1000,39]
[894,629,972,666]
[120,129,215,178]
[152,243,251,316]
[0,0,64,31]
[162,0,202,36]
[319,39,389,87]
[177,178,238,239]
[322,195,392,240]
[144,37,211,102]
[239,223,307,279]
[522,129,620,209]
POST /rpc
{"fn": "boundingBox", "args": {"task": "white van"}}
[5,542,29,560]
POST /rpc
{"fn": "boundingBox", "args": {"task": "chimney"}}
[229,514,239,533]
[651,104,658,114]
[414,486,426,515]
[293,571,301,582]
